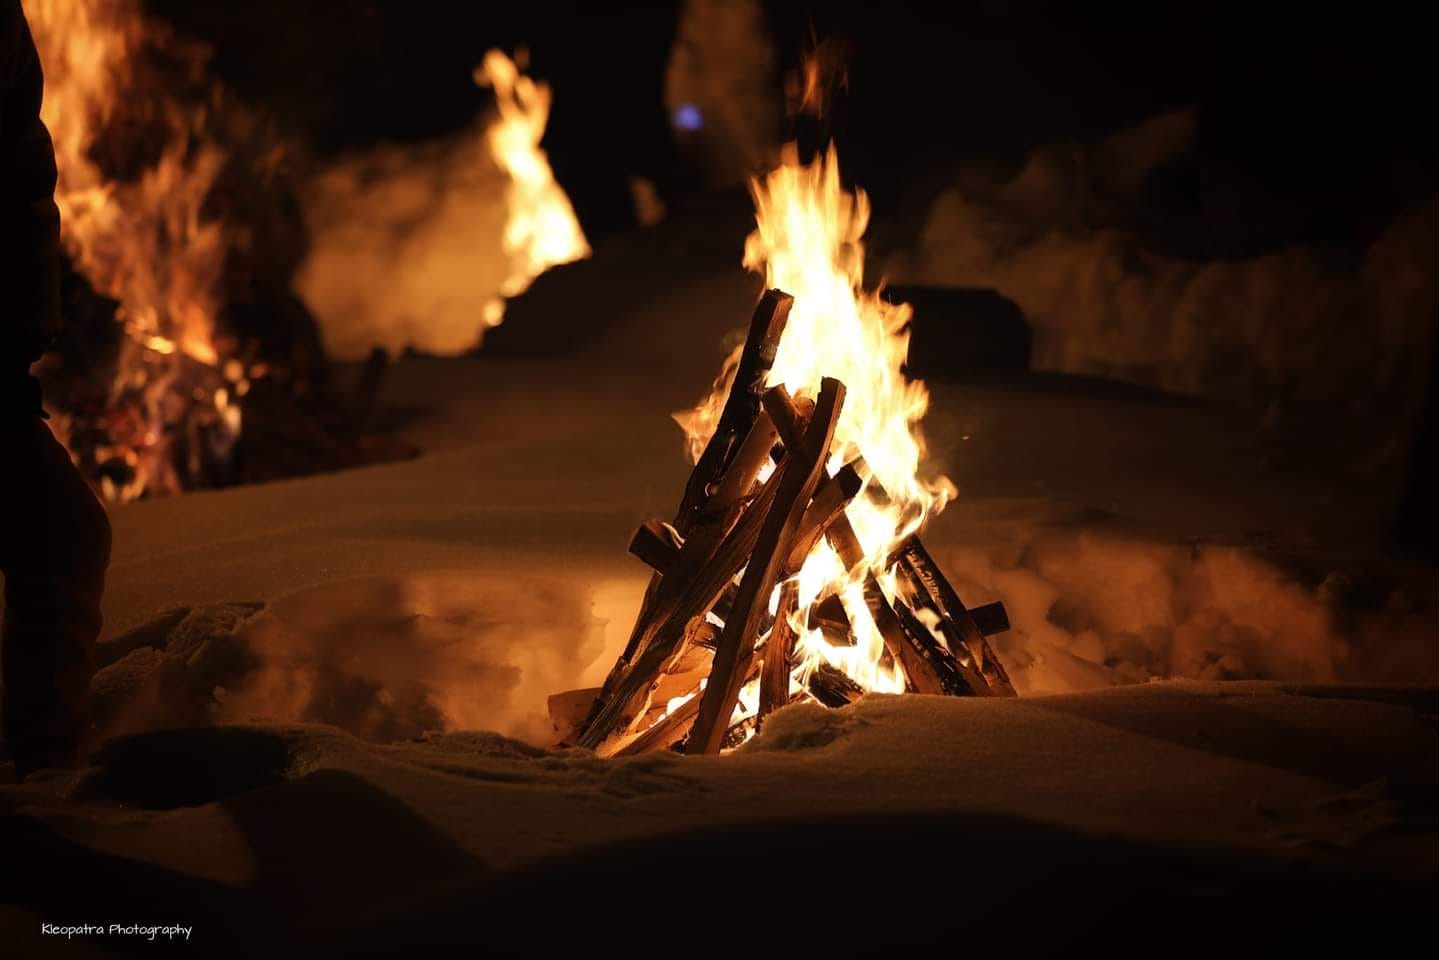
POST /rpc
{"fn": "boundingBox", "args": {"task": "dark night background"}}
[136,0,1438,552]
[150,0,1437,254]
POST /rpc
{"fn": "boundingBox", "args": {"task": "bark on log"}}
[578,437,797,748]
[807,592,855,646]
[548,686,601,745]
[581,291,792,740]
[807,662,865,707]
[609,692,701,757]
[758,581,800,725]
[629,520,683,574]
[892,593,986,696]
[688,378,846,755]
[677,290,793,534]
[612,653,763,757]
[783,460,864,574]
[895,536,1017,696]
[824,515,948,695]
[970,601,1010,638]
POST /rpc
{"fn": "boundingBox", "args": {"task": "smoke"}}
[295,127,515,360]
[893,110,1438,453]
[92,573,608,746]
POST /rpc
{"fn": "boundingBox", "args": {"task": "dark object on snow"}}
[1,417,112,783]
[1392,303,1439,563]
[888,285,1031,382]
[0,0,61,399]
[1,1,111,784]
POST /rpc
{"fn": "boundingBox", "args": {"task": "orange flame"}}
[25,0,234,500]
[679,144,956,717]
[474,50,590,327]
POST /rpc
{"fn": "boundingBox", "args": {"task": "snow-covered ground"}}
[4,207,1436,954]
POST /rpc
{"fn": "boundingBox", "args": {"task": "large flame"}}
[25,0,235,500]
[474,50,589,326]
[679,143,955,707]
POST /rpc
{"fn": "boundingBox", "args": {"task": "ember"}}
[558,146,1014,756]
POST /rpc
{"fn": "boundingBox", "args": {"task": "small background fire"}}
[24,0,588,500]
[4,1,1437,953]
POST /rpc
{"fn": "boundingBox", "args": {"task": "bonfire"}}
[555,145,1014,756]
[27,0,586,500]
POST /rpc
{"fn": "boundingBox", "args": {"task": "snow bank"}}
[895,110,1438,449]
[93,572,607,747]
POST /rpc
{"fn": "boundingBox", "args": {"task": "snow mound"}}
[742,700,868,752]
[91,571,607,746]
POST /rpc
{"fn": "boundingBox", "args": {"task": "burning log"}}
[783,460,864,574]
[759,581,801,724]
[807,593,855,646]
[764,384,987,697]
[578,292,793,745]
[688,377,846,754]
[807,662,866,707]
[721,716,758,751]
[577,419,800,748]
[629,520,684,574]
[894,537,1017,697]
[612,692,701,757]
[677,289,793,533]
[548,686,602,745]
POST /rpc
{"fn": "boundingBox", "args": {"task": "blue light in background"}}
[673,103,703,131]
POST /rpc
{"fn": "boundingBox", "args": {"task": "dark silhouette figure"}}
[1,0,111,782]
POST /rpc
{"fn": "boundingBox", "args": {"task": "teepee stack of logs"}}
[554,290,1014,756]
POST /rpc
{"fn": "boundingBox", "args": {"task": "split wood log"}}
[581,291,793,740]
[628,519,683,574]
[807,662,866,707]
[628,411,778,663]
[621,617,718,747]
[782,460,864,574]
[825,517,948,695]
[580,411,785,748]
[765,385,1004,697]
[610,691,701,757]
[633,456,861,584]
[548,686,601,745]
[895,537,1017,697]
[892,592,987,696]
[578,415,805,749]
[688,377,846,755]
[611,650,764,757]
[758,581,800,725]
[970,601,1010,638]
[762,384,945,693]
[629,521,740,623]
[677,289,793,534]
[808,593,855,646]
[721,715,758,751]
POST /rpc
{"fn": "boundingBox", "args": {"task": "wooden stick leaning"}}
[688,377,847,755]
[577,291,793,743]
[578,402,807,749]
[763,385,992,697]
[894,537,1017,697]
[758,581,801,726]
